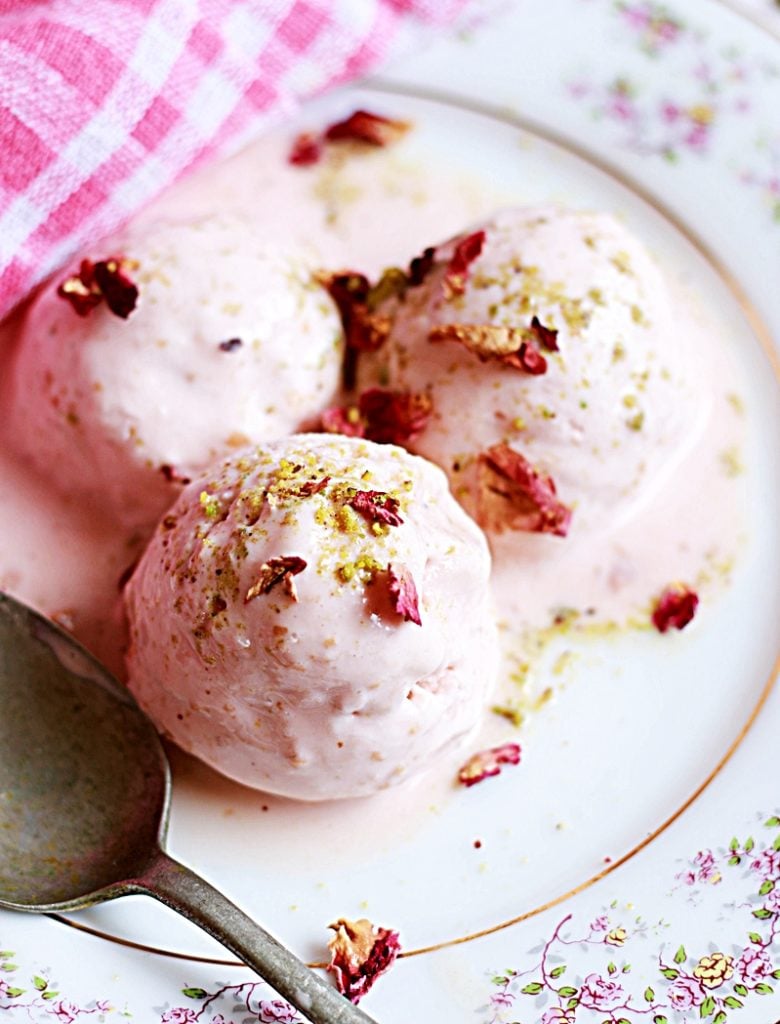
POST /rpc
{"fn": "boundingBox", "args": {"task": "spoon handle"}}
[135,850,380,1024]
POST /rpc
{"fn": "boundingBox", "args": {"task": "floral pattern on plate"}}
[482,814,780,1023]
[565,0,780,219]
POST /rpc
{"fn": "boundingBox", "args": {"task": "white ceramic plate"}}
[1,2,779,1022]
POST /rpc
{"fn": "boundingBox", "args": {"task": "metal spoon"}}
[0,591,378,1024]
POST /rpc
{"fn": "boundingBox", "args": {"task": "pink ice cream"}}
[5,214,344,532]
[358,206,703,539]
[124,434,496,800]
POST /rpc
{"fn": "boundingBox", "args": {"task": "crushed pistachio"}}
[626,411,645,432]
[199,491,221,519]
[611,251,633,275]
[719,446,743,477]
[726,392,745,415]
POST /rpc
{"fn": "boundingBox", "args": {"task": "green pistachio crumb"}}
[199,491,221,519]
[626,411,645,432]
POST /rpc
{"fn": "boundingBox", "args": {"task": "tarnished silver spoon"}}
[0,591,378,1024]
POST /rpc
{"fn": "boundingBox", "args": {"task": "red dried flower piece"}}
[159,464,191,485]
[387,564,421,625]
[295,476,331,497]
[317,269,370,319]
[288,131,323,166]
[57,259,103,316]
[530,315,559,352]
[218,337,243,353]
[320,404,365,438]
[325,110,411,148]
[359,388,432,446]
[321,389,432,447]
[509,340,547,375]
[408,245,436,287]
[476,443,572,537]
[92,258,139,318]
[349,490,403,527]
[458,742,522,788]
[327,918,401,1005]
[651,583,699,633]
[428,323,548,376]
[245,556,307,603]
[317,270,391,389]
[57,256,138,319]
[445,229,486,297]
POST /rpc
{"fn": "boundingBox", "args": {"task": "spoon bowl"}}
[0,592,378,1024]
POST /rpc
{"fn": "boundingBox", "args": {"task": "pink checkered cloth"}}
[0,0,492,322]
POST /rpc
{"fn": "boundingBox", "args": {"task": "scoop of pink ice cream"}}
[6,214,344,532]
[124,434,496,800]
[358,206,704,539]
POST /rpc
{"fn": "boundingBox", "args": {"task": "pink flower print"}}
[735,947,775,988]
[590,914,609,932]
[52,1002,80,1024]
[684,122,709,151]
[609,92,635,121]
[258,1000,300,1023]
[751,849,780,879]
[656,19,679,43]
[161,1011,197,1024]
[661,101,681,124]
[541,1008,575,1024]
[681,849,721,885]
[490,991,514,1009]
[579,973,625,1011]
[667,976,706,1011]
[0,980,10,997]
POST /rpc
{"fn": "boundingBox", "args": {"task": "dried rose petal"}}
[317,270,389,389]
[327,918,401,1004]
[159,464,191,485]
[387,564,421,625]
[320,404,365,438]
[56,259,103,316]
[218,337,243,353]
[530,315,559,352]
[509,341,547,375]
[408,245,436,287]
[295,476,331,497]
[349,490,403,527]
[652,584,699,633]
[325,110,411,147]
[288,131,322,166]
[458,742,522,787]
[92,257,139,319]
[245,556,307,603]
[57,256,138,319]
[444,229,486,297]
[477,443,572,537]
[317,270,370,327]
[359,388,432,446]
[428,323,548,375]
